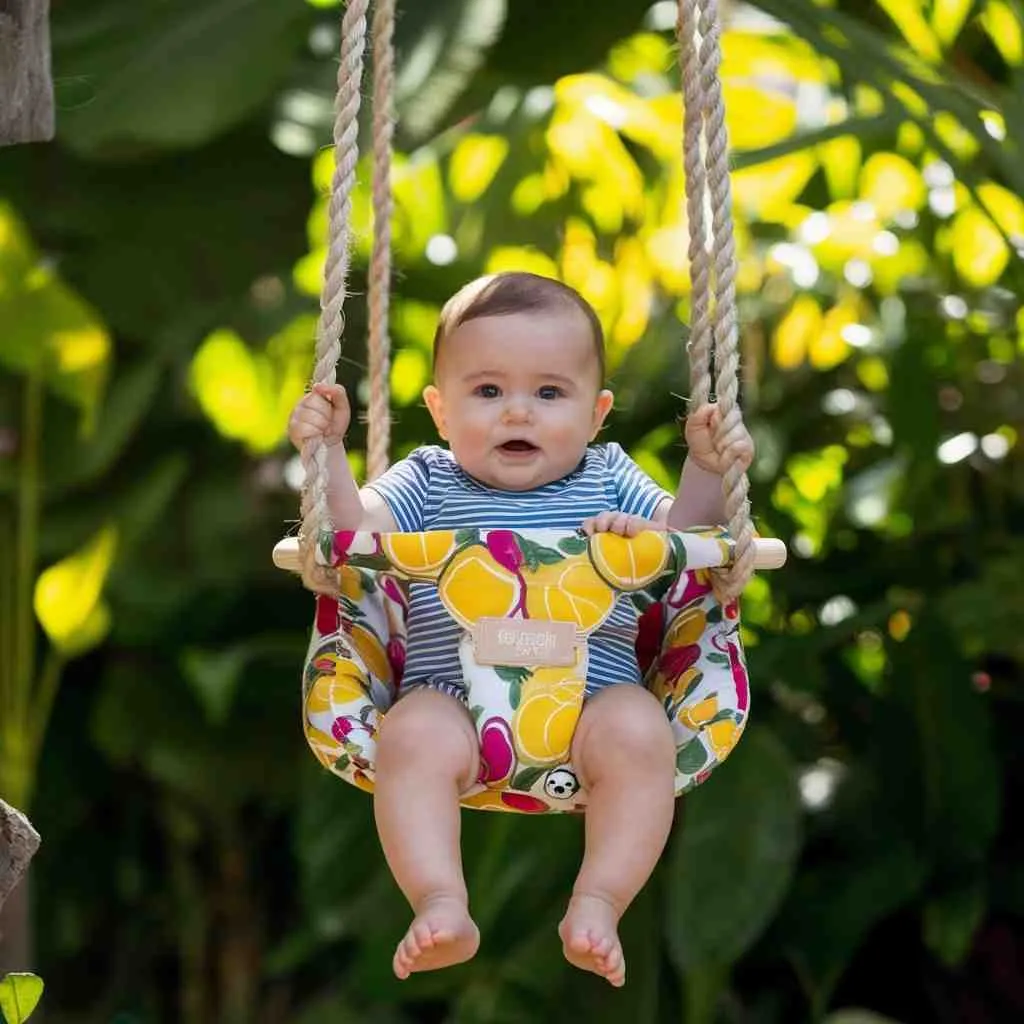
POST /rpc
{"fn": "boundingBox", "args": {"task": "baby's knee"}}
[377,690,479,783]
[575,686,675,775]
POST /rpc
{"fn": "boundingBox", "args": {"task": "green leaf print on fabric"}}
[558,534,588,556]
[677,738,709,774]
[510,765,547,792]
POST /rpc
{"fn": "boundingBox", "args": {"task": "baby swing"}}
[273,0,787,813]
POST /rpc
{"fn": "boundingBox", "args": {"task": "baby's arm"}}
[287,384,398,531]
[665,403,754,530]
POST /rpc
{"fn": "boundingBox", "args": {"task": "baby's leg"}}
[559,685,676,987]
[374,687,481,979]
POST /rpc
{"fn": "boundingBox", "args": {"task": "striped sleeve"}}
[606,442,672,519]
[363,447,433,531]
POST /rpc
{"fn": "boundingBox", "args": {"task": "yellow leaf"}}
[875,0,942,60]
[857,356,890,391]
[733,152,817,220]
[859,152,926,220]
[818,135,862,199]
[977,181,1024,239]
[934,112,979,159]
[871,238,930,295]
[610,237,652,346]
[485,246,559,279]
[391,347,428,406]
[979,1,1023,65]
[607,32,673,84]
[392,153,448,258]
[449,134,508,203]
[951,206,1009,286]
[0,973,45,1023]
[810,302,856,369]
[725,83,797,150]
[931,0,973,45]
[34,527,117,655]
[813,199,881,271]
[772,295,821,369]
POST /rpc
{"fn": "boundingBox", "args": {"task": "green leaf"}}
[675,738,708,775]
[778,842,925,1013]
[923,881,986,967]
[558,535,588,555]
[706,652,729,666]
[0,974,44,1023]
[180,646,248,725]
[53,0,314,156]
[455,528,481,546]
[510,765,547,792]
[665,727,802,968]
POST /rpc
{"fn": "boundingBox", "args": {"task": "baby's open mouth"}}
[499,440,537,453]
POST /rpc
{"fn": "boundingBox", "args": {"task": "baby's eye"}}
[474,384,501,398]
[537,385,564,400]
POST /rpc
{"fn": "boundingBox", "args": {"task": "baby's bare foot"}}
[393,896,480,980]
[558,893,625,987]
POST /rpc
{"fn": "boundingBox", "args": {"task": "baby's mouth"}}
[499,440,538,453]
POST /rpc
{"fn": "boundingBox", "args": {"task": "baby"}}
[288,272,753,988]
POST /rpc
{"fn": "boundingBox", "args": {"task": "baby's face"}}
[423,309,613,491]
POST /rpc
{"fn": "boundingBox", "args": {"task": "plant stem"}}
[684,962,728,1024]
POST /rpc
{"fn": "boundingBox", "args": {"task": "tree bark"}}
[0,799,39,912]
[0,0,55,146]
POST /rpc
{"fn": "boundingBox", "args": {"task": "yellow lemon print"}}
[438,546,521,630]
[382,531,458,578]
[707,718,741,760]
[512,670,585,766]
[305,661,367,715]
[348,623,392,683]
[523,557,615,631]
[666,605,708,647]
[303,722,342,770]
[590,531,670,590]
[679,694,718,730]
[339,567,365,602]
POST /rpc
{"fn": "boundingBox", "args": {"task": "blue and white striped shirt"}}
[367,444,671,688]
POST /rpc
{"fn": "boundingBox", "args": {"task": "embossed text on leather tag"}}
[473,617,578,667]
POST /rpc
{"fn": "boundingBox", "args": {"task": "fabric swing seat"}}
[279,526,785,813]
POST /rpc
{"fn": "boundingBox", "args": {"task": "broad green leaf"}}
[0,973,44,1023]
[779,842,925,1012]
[0,206,111,426]
[180,647,249,725]
[664,726,802,968]
[53,0,314,155]
[34,525,118,655]
[923,881,986,966]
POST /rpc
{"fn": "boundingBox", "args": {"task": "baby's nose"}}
[502,396,532,422]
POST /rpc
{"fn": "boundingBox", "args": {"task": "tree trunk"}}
[0,0,55,146]
[0,799,40,973]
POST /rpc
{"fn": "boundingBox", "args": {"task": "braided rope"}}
[366,0,395,483]
[678,0,754,602]
[299,0,369,593]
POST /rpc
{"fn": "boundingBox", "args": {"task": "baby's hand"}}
[684,402,754,476]
[287,383,351,451]
[581,512,667,537]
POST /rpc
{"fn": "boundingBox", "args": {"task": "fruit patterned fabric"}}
[301,527,750,813]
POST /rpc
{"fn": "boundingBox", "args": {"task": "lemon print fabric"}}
[302,526,753,811]
[511,664,586,766]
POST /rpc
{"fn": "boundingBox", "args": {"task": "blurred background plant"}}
[0,0,1021,1021]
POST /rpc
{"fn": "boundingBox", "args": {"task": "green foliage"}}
[0,0,1020,1021]
[0,975,43,1024]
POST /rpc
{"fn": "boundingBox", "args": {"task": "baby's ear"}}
[423,384,447,439]
[590,389,614,438]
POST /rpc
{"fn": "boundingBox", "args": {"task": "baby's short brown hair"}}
[432,272,605,380]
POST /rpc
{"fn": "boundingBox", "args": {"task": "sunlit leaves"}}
[733,153,818,221]
[875,0,942,61]
[189,321,311,454]
[772,295,822,369]
[390,348,429,406]
[978,0,1024,65]
[772,446,848,554]
[858,153,926,220]
[449,134,509,202]
[0,206,111,429]
[34,526,117,657]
